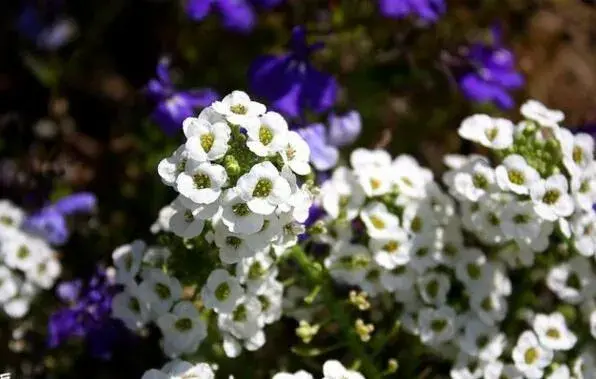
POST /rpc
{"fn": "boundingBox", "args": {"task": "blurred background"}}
[2,0,596,377]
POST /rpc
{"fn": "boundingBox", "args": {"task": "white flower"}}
[245,111,289,157]
[546,256,595,304]
[521,100,564,127]
[418,306,456,345]
[281,131,311,175]
[458,114,514,149]
[212,91,265,126]
[217,295,263,339]
[0,266,18,303]
[235,161,291,215]
[451,159,498,202]
[571,210,596,257]
[547,365,571,379]
[417,272,450,306]
[459,319,506,362]
[454,248,489,288]
[2,234,47,272]
[321,167,365,220]
[157,146,189,187]
[495,154,540,195]
[235,251,277,292]
[512,330,553,379]
[184,117,231,162]
[26,257,61,289]
[157,301,207,357]
[500,201,542,245]
[322,360,365,379]
[150,203,176,234]
[590,311,596,339]
[408,233,440,274]
[359,202,400,238]
[530,174,574,221]
[139,268,183,317]
[391,155,433,199]
[141,360,215,379]
[112,239,146,284]
[368,230,410,269]
[350,148,392,170]
[112,283,151,331]
[324,242,371,285]
[0,200,25,231]
[559,129,594,176]
[469,291,507,326]
[571,163,596,211]
[201,269,243,314]
[220,188,264,235]
[532,312,577,351]
[273,370,313,379]
[357,166,393,197]
[401,201,437,237]
[251,277,283,325]
[166,198,208,239]
[213,223,260,264]
[483,361,523,379]
[176,161,227,204]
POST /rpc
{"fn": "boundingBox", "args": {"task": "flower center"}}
[383,241,399,253]
[365,269,380,282]
[17,246,30,259]
[425,280,439,298]
[248,262,265,280]
[258,295,270,311]
[487,212,500,226]
[513,213,530,224]
[129,297,141,313]
[154,283,171,299]
[542,189,560,205]
[253,179,273,197]
[215,282,231,301]
[480,296,493,311]
[401,177,413,187]
[524,347,539,364]
[566,272,581,289]
[430,318,447,332]
[485,127,498,141]
[0,216,13,225]
[472,173,488,189]
[184,210,194,223]
[259,125,274,145]
[546,328,560,339]
[467,263,482,280]
[230,104,247,115]
[411,216,423,232]
[416,248,429,257]
[176,158,187,173]
[476,335,489,348]
[573,145,584,163]
[444,244,458,257]
[580,180,591,193]
[369,215,386,229]
[226,236,242,248]
[193,173,212,189]
[175,318,193,331]
[507,169,525,185]
[232,203,250,216]
[233,304,247,322]
[124,254,134,271]
[38,262,47,274]
[370,178,382,190]
[200,133,215,152]
[286,146,296,160]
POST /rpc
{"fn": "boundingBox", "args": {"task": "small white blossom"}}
[458,114,514,149]
[512,330,553,379]
[201,269,243,314]
[532,312,577,351]
[176,161,227,205]
[530,174,574,221]
[245,111,289,157]
[322,360,365,379]
[184,117,231,162]
[281,131,311,175]
[520,100,564,127]
[139,268,183,317]
[112,240,146,284]
[235,161,291,215]
[495,154,540,195]
[212,90,266,127]
[418,306,456,345]
[157,301,207,357]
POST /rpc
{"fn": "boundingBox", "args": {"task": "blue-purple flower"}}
[378,0,445,23]
[457,26,524,109]
[186,0,284,33]
[48,267,126,359]
[23,192,96,246]
[16,2,77,51]
[249,26,338,119]
[296,111,361,171]
[147,58,219,135]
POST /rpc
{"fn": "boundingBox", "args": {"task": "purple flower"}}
[48,268,126,359]
[379,0,445,22]
[328,111,362,147]
[185,0,283,32]
[147,57,219,135]
[249,26,337,119]
[457,26,524,109]
[16,3,77,51]
[297,123,339,171]
[23,192,96,245]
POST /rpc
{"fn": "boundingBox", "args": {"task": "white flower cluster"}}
[313,100,596,378]
[116,91,314,360]
[0,200,61,319]
[273,360,364,379]
[141,359,215,379]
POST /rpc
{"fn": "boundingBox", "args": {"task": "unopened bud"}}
[296,320,320,344]
[355,319,374,342]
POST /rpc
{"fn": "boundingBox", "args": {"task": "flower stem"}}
[289,246,383,378]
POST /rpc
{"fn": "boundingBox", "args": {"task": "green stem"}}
[289,246,383,378]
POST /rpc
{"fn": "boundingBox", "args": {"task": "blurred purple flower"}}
[186,0,284,32]
[379,0,445,22]
[297,123,339,171]
[16,3,77,51]
[457,26,524,109]
[147,57,219,135]
[328,111,362,147]
[249,26,338,118]
[48,268,126,359]
[23,192,96,245]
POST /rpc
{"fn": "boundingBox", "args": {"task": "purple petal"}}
[297,123,338,171]
[251,0,285,8]
[179,89,220,108]
[23,208,69,245]
[152,96,194,135]
[54,192,97,215]
[57,280,83,303]
[186,0,214,21]
[217,0,256,32]
[379,0,412,18]
[328,110,362,147]
[299,67,337,114]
